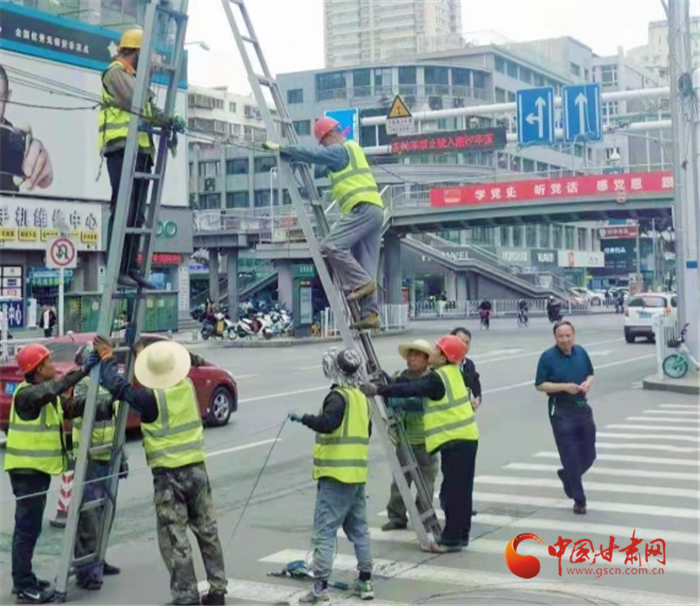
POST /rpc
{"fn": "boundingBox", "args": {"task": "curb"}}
[642,373,700,395]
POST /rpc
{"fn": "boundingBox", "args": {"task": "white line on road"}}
[597,432,700,443]
[362,530,699,576]
[260,550,699,606]
[534,451,700,466]
[659,404,700,410]
[642,410,700,415]
[585,350,613,356]
[626,416,700,424]
[597,442,699,453]
[239,385,327,403]
[206,438,279,459]
[606,423,700,432]
[503,462,700,482]
[234,373,261,380]
[474,475,699,499]
[471,492,699,519]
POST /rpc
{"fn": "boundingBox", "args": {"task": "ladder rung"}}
[72,553,98,568]
[124,227,153,235]
[241,35,258,45]
[89,445,112,458]
[80,497,106,513]
[154,63,179,73]
[135,171,161,180]
[256,75,273,87]
[112,291,149,299]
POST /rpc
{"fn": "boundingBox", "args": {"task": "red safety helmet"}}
[314,116,340,142]
[16,344,51,375]
[435,335,467,364]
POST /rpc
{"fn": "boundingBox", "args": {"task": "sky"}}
[183,0,692,93]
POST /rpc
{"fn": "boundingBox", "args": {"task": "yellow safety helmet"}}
[118,28,143,50]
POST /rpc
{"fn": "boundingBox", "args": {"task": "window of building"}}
[494,56,506,73]
[500,226,510,246]
[526,224,537,248]
[506,61,519,79]
[520,67,533,84]
[495,87,506,103]
[287,89,304,104]
[507,91,516,102]
[425,66,449,86]
[198,194,220,209]
[539,224,551,248]
[374,68,392,88]
[584,68,590,80]
[254,190,279,208]
[292,120,311,136]
[512,225,523,247]
[565,226,575,249]
[602,101,619,121]
[600,66,618,87]
[553,225,563,249]
[523,158,535,172]
[398,66,417,89]
[226,192,248,208]
[452,68,471,87]
[229,102,237,113]
[254,156,277,173]
[198,161,220,178]
[536,162,548,174]
[316,72,347,100]
[534,73,545,86]
[472,71,486,90]
[226,159,248,175]
[352,69,371,96]
[570,62,581,77]
[577,227,588,250]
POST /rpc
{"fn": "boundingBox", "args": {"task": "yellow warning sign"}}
[387,95,412,119]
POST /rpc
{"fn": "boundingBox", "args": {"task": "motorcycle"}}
[547,304,563,323]
[200,312,236,340]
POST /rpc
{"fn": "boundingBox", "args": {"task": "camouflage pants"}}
[152,463,227,602]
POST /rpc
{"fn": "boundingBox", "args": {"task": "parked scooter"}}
[200,312,236,340]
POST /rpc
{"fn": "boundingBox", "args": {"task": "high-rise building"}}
[323,0,463,68]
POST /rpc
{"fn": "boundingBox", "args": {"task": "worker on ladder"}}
[70,345,125,591]
[263,117,384,330]
[360,335,479,553]
[287,348,374,603]
[92,336,227,606]
[4,344,101,604]
[98,28,183,290]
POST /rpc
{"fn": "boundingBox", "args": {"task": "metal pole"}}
[636,222,642,285]
[652,218,657,288]
[58,267,64,336]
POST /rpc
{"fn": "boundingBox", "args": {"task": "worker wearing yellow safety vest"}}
[92,336,227,606]
[263,118,384,331]
[98,28,184,291]
[287,348,374,603]
[4,343,101,604]
[361,335,479,553]
[69,345,125,591]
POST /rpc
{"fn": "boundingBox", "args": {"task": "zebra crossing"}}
[200,402,700,605]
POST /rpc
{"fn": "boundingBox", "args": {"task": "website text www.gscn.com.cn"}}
[566,566,666,578]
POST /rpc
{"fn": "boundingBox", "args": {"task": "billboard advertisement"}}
[324,108,359,143]
[558,250,605,268]
[0,2,188,206]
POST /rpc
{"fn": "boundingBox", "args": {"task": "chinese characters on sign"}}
[14,27,90,55]
[430,171,674,208]
[0,198,102,251]
[390,127,507,155]
[599,225,639,239]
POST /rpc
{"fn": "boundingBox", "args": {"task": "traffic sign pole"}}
[58,267,64,337]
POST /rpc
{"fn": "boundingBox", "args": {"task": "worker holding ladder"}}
[263,116,384,330]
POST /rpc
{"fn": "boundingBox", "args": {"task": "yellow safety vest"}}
[4,382,66,475]
[141,379,205,470]
[98,60,153,154]
[72,388,119,463]
[423,365,479,455]
[313,387,370,484]
[328,141,384,215]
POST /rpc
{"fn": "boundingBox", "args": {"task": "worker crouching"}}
[288,348,374,603]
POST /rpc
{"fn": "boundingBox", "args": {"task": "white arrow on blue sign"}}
[516,87,555,145]
[562,83,603,143]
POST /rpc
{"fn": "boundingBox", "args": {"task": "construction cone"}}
[50,459,75,528]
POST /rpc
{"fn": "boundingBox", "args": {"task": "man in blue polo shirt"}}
[535,321,596,514]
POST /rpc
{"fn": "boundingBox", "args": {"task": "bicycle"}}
[517,309,528,328]
[479,309,490,330]
[662,323,700,379]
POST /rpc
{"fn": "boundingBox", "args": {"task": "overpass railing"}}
[413,298,591,319]
[319,304,409,337]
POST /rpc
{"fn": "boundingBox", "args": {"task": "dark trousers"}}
[43,328,52,338]
[105,149,153,274]
[9,471,51,591]
[551,407,597,505]
[438,440,478,544]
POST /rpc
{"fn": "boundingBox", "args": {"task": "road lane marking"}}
[473,475,698,499]
[534,451,700,466]
[597,432,699,442]
[260,550,698,605]
[660,404,700,410]
[606,423,700,432]
[596,442,699,453]
[206,438,280,459]
[239,386,327,403]
[642,410,700,415]
[626,416,700,423]
[234,373,261,380]
[503,462,700,482]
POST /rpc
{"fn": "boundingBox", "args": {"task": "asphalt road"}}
[1,314,698,605]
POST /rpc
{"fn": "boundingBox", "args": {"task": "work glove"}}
[359,383,379,397]
[287,412,303,423]
[82,351,101,373]
[93,335,114,361]
[262,141,282,153]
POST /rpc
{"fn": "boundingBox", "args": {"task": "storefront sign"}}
[599,225,639,239]
[136,253,184,266]
[391,127,506,155]
[531,249,558,266]
[558,250,605,268]
[0,299,23,328]
[430,171,674,207]
[294,264,316,278]
[28,267,74,286]
[0,197,102,250]
[500,249,529,263]
[0,265,22,298]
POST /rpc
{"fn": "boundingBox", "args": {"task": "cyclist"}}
[478,299,492,329]
[517,299,528,325]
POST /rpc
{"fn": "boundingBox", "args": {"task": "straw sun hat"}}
[398,339,433,360]
[134,340,191,390]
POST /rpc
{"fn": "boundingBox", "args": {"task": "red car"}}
[0,332,237,435]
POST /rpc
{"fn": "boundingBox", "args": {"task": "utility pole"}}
[667,0,699,359]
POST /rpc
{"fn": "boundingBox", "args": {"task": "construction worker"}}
[263,117,384,330]
[287,348,374,603]
[71,345,124,590]
[93,336,227,606]
[381,339,439,532]
[361,335,479,553]
[450,328,482,410]
[98,28,183,290]
[5,343,101,604]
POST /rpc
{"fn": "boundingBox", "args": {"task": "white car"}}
[569,287,604,306]
[624,292,677,343]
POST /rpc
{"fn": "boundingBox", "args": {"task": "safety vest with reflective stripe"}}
[328,141,384,215]
[423,365,479,454]
[72,388,119,463]
[4,382,66,475]
[313,387,370,484]
[141,378,205,470]
[98,60,153,154]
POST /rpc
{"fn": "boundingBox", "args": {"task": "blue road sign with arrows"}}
[562,83,602,143]
[516,87,555,145]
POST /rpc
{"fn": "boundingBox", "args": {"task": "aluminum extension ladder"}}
[220,0,442,551]
[53,2,189,600]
